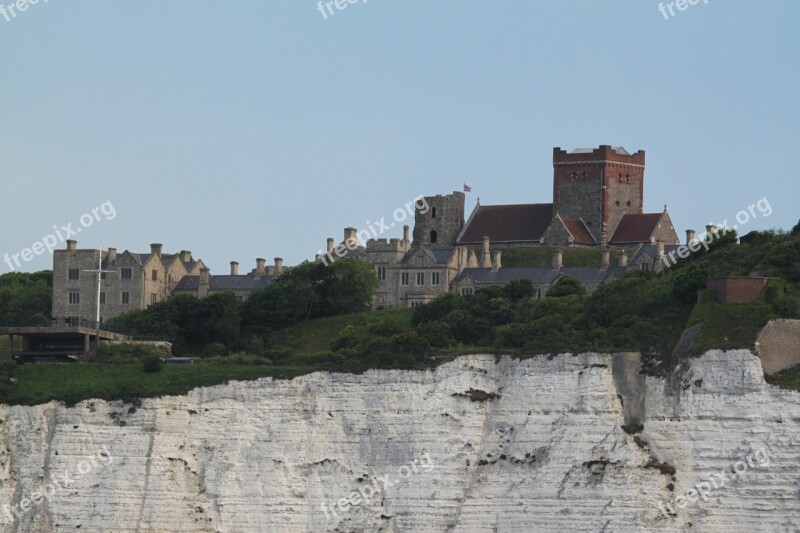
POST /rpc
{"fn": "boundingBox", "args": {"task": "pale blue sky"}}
[1,1,798,273]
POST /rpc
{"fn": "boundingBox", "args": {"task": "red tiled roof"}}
[458,204,554,244]
[562,218,596,245]
[609,213,662,244]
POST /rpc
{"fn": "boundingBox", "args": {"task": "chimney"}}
[685,229,696,245]
[492,251,502,272]
[403,225,410,242]
[344,227,358,241]
[601,250,610,269]
[656,240,665,258]
[66,240,77,252]
[107,247,117,263]
[552,250,563,270]
[705,224,717,236]
[327,238,334,253]
[481,236,492,268]
[180,250,192,263]
[199,268,210,298]
[150,243,163,258]
[230,261,239,276]
[619,253,629,268]
[256,258,266,278]
[274,257,284,276]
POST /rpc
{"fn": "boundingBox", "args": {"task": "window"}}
[432,207,437,218]
[68,291,80,305]
[99,292,106,305]
[100,272,107,280]
[582,172,587,179]
[615,200,620,206]
[416,272,425,285]
[535,289,542,299]
[152,270,158,281]
[626,175,631,183]
[121,292,130,304]
[627,201,631,207]
[66,316,80,327]
[377,266,386,281]
[461,287,474,296]
[68,269,79,280]
[432,272,440,285]
[430,231,438,244]
[151,293,158,304]
[401,272,409,286]
[618,174,623,182]
[121,268,132,280]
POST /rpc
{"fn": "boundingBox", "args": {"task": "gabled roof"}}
[402,247,452,265]
[609,213,663,244]
[457,203,554,244]
[173,274,274,292]
[561,267,615,284]
[562,218,596,245]
[452,267,561,285]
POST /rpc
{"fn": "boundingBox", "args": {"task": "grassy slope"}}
[501,246,636,268]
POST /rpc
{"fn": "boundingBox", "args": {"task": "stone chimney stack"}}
[686,229,696,245]
[657,240,665,257]
[230,261,239,276]
[654,241,665,273]
[256,258,266,278]
[403,225,410,242]
[274,257,284,276]
[107,247,117,263]
[66,240,77,252]
[492,251,502,272]
[180,250,192,263]
[552,250,563,270]
[344,227,358,246]
[619,252,628,268]
[481,236,492,268]
[150,243,163,258]
[199,268,210,298]
[327,238,334,253]
[705,224,717,236]
[601,250,610,269]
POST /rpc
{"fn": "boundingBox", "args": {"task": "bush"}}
[390,331,430,354]
[142,355,164,373]
[203,342,228,358]
[331,325,362,352]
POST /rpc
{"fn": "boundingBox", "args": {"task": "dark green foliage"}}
[671,264,709,304]
[142,355,164,373]
[0,271,52,322]
[93,343,169,364]
[547,276,585,297]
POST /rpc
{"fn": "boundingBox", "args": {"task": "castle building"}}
[318,145,684,308]
[51,241,281,326]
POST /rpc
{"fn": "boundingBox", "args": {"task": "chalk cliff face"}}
[0,350,798,532]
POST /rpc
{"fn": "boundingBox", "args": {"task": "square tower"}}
[412,191,465,249]
[552,145,645,243]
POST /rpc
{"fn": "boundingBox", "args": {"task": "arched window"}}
[430,230,438,244]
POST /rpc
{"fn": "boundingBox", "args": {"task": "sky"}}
[1,0,798,274]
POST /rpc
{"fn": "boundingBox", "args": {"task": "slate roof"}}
[452,267,561,285]
[173,274,274,292]
[609,213,663,244]
[458,204,554,244]
[562,218,596,245]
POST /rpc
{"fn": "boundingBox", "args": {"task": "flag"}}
[463,184,472,192]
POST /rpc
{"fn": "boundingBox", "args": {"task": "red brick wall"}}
[706,277,769,303]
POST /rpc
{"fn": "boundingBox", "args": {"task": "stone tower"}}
[412,191,465,250]
[552,145,645,243]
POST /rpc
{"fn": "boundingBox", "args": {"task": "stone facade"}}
[411,192,465,249]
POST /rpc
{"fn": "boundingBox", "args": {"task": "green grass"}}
[269,308,413,354]
[765,364,800,391]
[2,363,317,407]
[687,302,775,355]
[500,246,637,268]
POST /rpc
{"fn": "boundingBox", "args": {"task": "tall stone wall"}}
[412,192,465,250]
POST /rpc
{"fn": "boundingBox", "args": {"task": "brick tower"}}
[552,145,645,243]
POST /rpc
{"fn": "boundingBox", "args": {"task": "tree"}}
[547,276,585,298]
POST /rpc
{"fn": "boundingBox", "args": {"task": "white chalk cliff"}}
[0,350,798,532]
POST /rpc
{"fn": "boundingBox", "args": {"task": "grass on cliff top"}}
[765,364,800,391]
[687,302,775,355]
